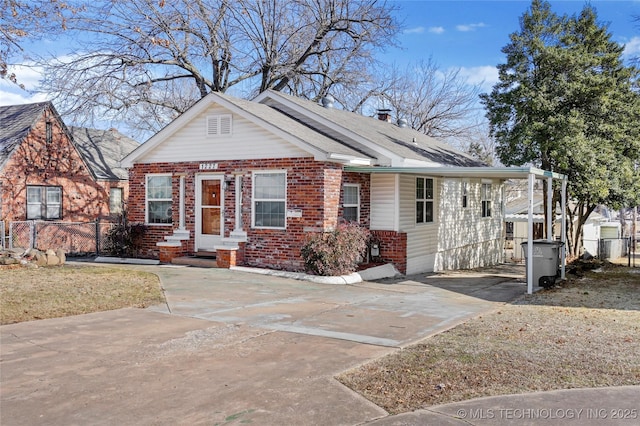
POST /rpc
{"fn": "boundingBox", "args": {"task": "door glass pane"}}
[202,180,221,207]
[202,207,221,235]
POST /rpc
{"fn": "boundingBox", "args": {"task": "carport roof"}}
[344,165,567,181]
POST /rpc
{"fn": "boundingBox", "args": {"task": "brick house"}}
[122,90,564,276]
[0,102,139,227]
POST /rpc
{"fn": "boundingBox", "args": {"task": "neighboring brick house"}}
[0,102,139,227]
[122,90,563,276]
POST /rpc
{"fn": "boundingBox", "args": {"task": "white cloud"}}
[404,26,425,35]
[429,26,445,35]
[0,63,46,105]
[457,65,499,92]
[456,22,487,32]
[623,36,640,59]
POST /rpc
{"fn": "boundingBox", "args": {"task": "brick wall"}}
[371,230,408,274]
[0,107,119,224]
[128,158,373,272]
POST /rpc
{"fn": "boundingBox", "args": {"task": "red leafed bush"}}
[301,222,370,276]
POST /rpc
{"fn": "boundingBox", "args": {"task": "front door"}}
[195,174,224,251]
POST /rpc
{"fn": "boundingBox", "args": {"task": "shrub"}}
[102,212,147,257]
[301,222,370,276]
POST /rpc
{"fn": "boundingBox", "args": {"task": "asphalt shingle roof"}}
[0,102,49,168]
[70,127,139,180]
[259,90,486,167]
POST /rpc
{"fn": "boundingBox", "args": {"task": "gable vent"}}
[207,114,232,136]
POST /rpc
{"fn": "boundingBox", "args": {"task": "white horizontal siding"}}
[370,174,399,231]
[402,174,439,275]
[138,105,309,163]
[435,178,504,271]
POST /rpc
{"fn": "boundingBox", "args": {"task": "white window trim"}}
[342,183,361,223]
[481,181,492,218]
[462,180,469,209]
[145,173,173,226]
[109,187,124,216]
[26,185,62,220]
[252,170,287,230]
[416,177,434,224]
[206,114,232,137]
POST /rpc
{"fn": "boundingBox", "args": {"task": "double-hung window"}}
[342,184,360,222]
[416,177,434,224]
[481,183,492,218]
[146,174,172,224]
[26,186,62,220]
[253,171,286,229]
[110,187,123,216]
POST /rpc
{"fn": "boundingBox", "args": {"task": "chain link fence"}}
[7,220,115,256]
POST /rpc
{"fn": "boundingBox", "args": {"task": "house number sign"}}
[199,163,219,170]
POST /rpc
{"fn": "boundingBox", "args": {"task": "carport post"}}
[527,173,535,294]
[546,176,553,241]
[561,178,567,279]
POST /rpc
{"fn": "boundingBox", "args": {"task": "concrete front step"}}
[171,256,218,268]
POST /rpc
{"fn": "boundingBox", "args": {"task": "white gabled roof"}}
[122,91,374,168]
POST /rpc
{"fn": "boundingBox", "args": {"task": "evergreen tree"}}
[481,0,640,256]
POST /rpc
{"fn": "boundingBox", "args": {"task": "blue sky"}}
[1,1,638,109]
[385,0,639,91]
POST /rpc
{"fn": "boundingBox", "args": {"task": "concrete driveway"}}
[1,264,526,425]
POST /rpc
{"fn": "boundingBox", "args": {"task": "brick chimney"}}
[377,109,392,122]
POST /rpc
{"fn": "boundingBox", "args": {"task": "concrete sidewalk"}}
[2,264,638,425]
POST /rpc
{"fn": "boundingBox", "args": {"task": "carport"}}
[346,165,568,294]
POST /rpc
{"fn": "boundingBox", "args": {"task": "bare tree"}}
[29,0,399,136]
[377,59,483,139]
[0,0,77,87]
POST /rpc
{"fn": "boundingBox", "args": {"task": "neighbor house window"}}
[206,114,232,136]
[462,181,468,208]
[481,182,492,217]
[342,184,360,222]
[26,186,61,220]
[416,177,434,224]
[146,174,172,224]
[253,171,286,229]
[110,187,123,215]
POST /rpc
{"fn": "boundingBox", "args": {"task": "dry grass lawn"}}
[0,264,165,324]
[337,265,640,414]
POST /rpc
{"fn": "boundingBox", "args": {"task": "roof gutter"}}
[343,165,567,180]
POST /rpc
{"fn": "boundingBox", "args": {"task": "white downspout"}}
[179,175,186,231]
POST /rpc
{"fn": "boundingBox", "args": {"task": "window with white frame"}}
[342,184,360,222]
[26,186,62,220]
[110,187,123,215]
[462,180,468,208]
[481,182,492,217]
[146,174,172,224]
[206,114,232,136]
[416,177,434,224]
[253,171,286,229]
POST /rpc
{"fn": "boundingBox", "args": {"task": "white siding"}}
[402,174,438,275]
[399,176,505,274]
[370,174,399,231]
[434,178,504,271]
[138,105,309,163]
